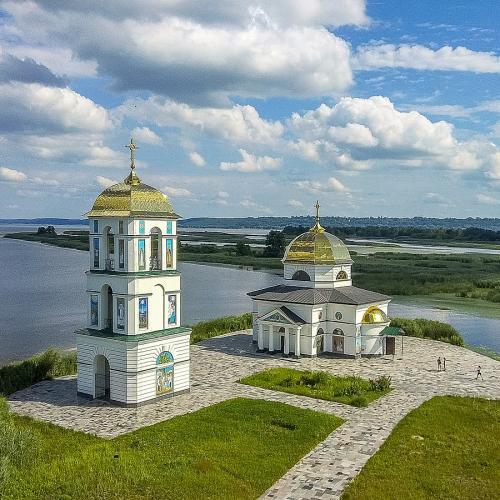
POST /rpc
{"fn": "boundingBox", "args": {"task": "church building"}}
[76,139,191,406]
[248,203,397,358]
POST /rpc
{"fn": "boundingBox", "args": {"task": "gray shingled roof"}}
[280,306,306,324]
[248,285,390,305]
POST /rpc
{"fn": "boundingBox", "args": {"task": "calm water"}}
[0,237,498,365]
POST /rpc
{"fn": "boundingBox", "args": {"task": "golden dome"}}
[362,307,389,324]
[86,139,178,218]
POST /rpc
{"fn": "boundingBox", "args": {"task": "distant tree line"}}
[282,225,500,243]
[36,226,56,235]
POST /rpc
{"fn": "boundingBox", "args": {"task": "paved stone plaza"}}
[8,331,500,499]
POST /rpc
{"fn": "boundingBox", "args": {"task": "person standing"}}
[437,357,442,372]
[443,357,447,371]
[476,365,483,380]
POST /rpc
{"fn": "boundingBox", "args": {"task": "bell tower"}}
[76,139,191,406]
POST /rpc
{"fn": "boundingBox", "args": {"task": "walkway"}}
[8,332,500,499]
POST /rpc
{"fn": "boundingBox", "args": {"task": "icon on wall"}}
[156,351,174,395]
[166,239,173,268]
[139,297,148,328]
[139,220,145,235]
[93,238,100,267]
[138,239,146,270]
[90,295,98,326]
[166,220,173,235]
[168,295,177,325]
[117,298,125,330]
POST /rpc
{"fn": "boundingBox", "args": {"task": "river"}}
[0,236,498,365]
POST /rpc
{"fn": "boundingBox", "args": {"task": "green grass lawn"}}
[342,396,500,500]
[240,368,391,407]
[0,397,342,500]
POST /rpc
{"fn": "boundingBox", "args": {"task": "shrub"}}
[190,313,252,344]
[299,371,329,387]
[0,349,77,396]
[390,317,464,346]
[350,396,369,407]
[370,375,392,392]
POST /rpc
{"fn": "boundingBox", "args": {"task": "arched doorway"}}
[332,328,344,354]
[101,284,113,330]
[278,326,286,351]
[150,227,162,270]
[94,354,110,399]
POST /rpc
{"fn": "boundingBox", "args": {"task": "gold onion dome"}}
[85,139,178,218]
[283,201,352,265]
[362,307,389,324]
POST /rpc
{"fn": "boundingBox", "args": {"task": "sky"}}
[0,0,499,219]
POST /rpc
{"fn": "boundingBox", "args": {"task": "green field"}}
[342,396,500,500]
[0,398,342,500]
[240,368,391,407]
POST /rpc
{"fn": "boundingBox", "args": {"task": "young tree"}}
[236,241,252,256]
[263,230,286,257]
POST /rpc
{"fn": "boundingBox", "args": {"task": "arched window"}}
[292,270,311,281]
[278,327,286,334]
[156,351,174,395]
[336,270,348,280]
[317,328,325,335]
[332,328,344,353]
[333,328,344,336]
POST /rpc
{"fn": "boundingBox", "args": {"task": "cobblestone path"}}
[8,331,500,499]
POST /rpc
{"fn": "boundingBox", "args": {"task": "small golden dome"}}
[283,200,352,265]
[362,307,389,324]
[86,138,178,218]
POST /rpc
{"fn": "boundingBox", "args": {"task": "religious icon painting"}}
[167,294,177,325]
[138,239,146,270]
[166,220,173,235]
[93,238,100,267]
[93,220,99,233]
[116,298,125,330]
[90,295,98,326]
[165,239,173,268]
[156,351,174,395]
[139,220,145,235]
[139,297,148,328]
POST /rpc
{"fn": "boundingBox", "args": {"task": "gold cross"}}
[315,200,320,222]
[125,138,139,170]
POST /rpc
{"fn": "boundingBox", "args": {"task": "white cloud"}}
[96,176,117,188]
[353,44,500,73]
[288,199,304,208]
[116,98,283,146]
[131,126,161,145]
[162,186,194,198]
[240,198,272,213]
[0,166,28,182]
[220,149,282,173]
[189,152,206,167]
[477,193,500,205]
[0,82,111,134]
[217,191,229,199]
[485,152,500,181]
[2,2,354,103]
[295,177,350,194]
[328,177,349,192]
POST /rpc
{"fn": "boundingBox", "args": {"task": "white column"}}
[269,324,274,352]
[284,327,290,355]
[295,326,301,357]
[258,322,264,351]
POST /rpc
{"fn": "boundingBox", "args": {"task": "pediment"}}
[259,307,305,325]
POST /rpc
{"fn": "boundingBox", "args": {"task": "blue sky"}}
[0,0,499,219]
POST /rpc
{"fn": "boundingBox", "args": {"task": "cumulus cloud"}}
[0,51,66,86]
[189,152,206,167]
[220,149,282,173]
[353,44,500,73]
[96,176,118,188]
[0,166,28,182]
[3,2,353,103]
[240,198,272,213]
[116,98,284,146]
[288,199,304,208]
[296,177,350,194]
[163,186,194,198]
[477,193,500,205]
[131,127,161,145]
[0,82,111,134]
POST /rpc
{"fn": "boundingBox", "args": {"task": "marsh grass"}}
[390,317,464,346]
[0,398,342,500]
[240,368,391,407]
[190,313,252,344]
[0,349,77,396]
[342,396,500,500]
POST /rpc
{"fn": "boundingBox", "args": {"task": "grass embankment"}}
[390,317,464,346]
[0,349,76,396]
[342,396,500,500]
[0,397,342,499]
[4,231,88,250]
[0,314,252,396]
[240,368,391,407]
